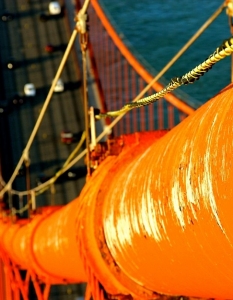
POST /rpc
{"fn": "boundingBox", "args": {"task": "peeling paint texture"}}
[103,84,233,298]
[2,85,233,299]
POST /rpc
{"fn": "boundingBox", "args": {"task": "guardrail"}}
[78,0,195,137]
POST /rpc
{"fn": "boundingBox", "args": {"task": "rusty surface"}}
[1,83,233,298]
[94,131,167,299]
[2,219,29,269]
[31,202,87,283]
[102,84,233,298]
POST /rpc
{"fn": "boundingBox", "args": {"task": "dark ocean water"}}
[99,0,232,106]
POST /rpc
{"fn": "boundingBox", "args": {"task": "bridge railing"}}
[78,0,196,137]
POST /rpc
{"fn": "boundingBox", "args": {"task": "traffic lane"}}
[1,0,86,204]
[0,0,28,186]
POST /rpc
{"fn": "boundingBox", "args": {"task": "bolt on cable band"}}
[96,37,233,119]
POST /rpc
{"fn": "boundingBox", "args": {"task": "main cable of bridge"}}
[0,0,231,214]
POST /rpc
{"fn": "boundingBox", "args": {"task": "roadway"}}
[0,0,87,208]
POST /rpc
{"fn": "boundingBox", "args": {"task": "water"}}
[99,0,232,106]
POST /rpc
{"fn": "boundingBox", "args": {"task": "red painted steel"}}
[30,202,87,283]
[0,1,221,299]
[1,83,233,298]
[2,219,28,269]
[89,0,195,116]
[82,0,194,138]
[98,83,233,299]
[12,206,87,284]
[0,259,5,300]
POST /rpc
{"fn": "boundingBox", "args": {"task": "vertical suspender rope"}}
[77,0,91,176]
[0,0,91,198]
[0,29,78,198]
[93,2,226,137]
[80,33,91,176]
[0,1,227,199]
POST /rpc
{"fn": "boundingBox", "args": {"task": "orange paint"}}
[90,0,195,116]
[12,205,87,284]
[1,84,233,298]
[100,83,233,298]
[1,219,28,269]
[0,259,5,300]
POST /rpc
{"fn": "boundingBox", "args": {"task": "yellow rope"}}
[63,132,86,168]
[97,37,233,119]
[0,0,91,199]
[36,131,86,196]
[7,132,86,215]
[0,1,227,203]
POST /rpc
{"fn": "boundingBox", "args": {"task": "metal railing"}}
[78,0,196,138]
